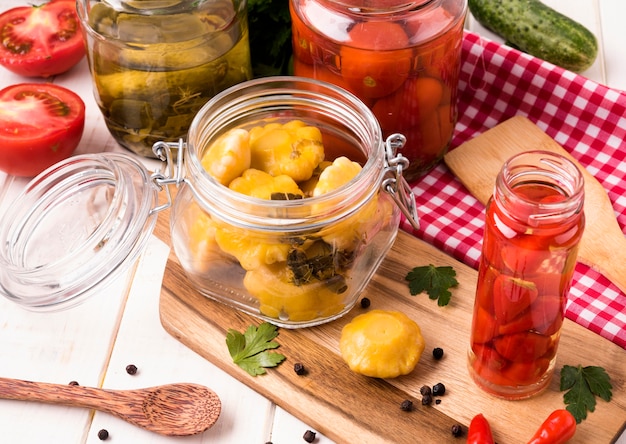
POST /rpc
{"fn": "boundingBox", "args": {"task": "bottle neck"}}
[493,151,584,228]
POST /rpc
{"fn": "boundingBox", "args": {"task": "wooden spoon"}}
[444,115,626,295]
[0,377,221,436]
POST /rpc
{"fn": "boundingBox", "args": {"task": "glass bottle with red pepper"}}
[289,0,467,181]
[468,151,585,399]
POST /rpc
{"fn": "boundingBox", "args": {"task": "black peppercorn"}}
[400,399,413,411]
[432,382,446,396]
[126,364,138,375]
[294,363,306,376]
[97,429,109,440]
[419,385,432,396]
[421,393,432,405]
[303,429,316,442]
[451,423,463,437]
[68,381,79,386]
[435,399,442,405]
[360,297,371,308]
[432,347,444,360]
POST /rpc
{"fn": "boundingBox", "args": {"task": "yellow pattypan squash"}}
[249,120,325,182]
[186,204,222,273]
[213,223,291,271]
[229,168,304,200]
[340,310,425,378]
[312,156,361,196]
[312,156,382,251]
[201,128,251,186]
[212,168,306,270]
[243,261,346,322]
[299,160,332,197]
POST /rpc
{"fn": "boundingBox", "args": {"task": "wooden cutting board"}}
[156,211,626,442]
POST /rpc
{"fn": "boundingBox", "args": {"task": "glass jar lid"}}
[0,154,160,311]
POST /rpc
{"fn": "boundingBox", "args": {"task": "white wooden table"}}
[0,1,624,442]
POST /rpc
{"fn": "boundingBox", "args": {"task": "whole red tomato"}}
[339,21,412,99]
[0,0,85,78]
[0,83,85,177]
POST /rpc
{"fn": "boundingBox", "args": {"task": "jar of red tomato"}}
[468,151,585,400]
[290,0,467,181]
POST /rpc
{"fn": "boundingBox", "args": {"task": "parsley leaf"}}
[405,264,458,306]
[560,364,613,423]
[226,322,286,376]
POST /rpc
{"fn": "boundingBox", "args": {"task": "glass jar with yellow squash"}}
[167,77,419,327]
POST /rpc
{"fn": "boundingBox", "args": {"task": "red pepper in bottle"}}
[467,413,495,444]
[526,409,577,444]
[468,151,584,400]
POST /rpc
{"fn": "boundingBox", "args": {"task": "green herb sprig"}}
[560,364,613,423]
[405,264,458,306]
[248,0,293,77]
[226,322,286,376]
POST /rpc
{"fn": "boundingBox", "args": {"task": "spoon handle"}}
[0,376,134,413]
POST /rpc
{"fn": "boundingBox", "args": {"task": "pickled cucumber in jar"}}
[78,0,252,157]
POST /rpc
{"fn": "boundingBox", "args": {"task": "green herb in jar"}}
[83,0,252,157]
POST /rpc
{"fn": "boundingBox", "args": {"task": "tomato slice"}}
[0,0,85,77]
[0,83,85,177]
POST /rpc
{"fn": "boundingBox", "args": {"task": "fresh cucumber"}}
[468,0,598,72]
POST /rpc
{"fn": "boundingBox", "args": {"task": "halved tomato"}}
[0,0,85,77]
[0,83,85,177]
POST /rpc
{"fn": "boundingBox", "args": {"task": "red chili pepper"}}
[527,409,577,444]
[467,413,495,444]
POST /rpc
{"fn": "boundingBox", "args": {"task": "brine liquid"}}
[84,0,252,157]
[468,182,584,399]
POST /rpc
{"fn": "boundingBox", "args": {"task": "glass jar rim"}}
[184,76,386,231]
[325,0,435,14]
[77,0,243,16]
[496,150,585,225]
[0,154,159,311]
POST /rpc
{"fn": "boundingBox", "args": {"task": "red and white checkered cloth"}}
[403,31,626,349]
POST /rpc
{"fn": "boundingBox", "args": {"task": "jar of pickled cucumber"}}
[77,0,252,157]
[290,0,467,181]
[166,76,419,327]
